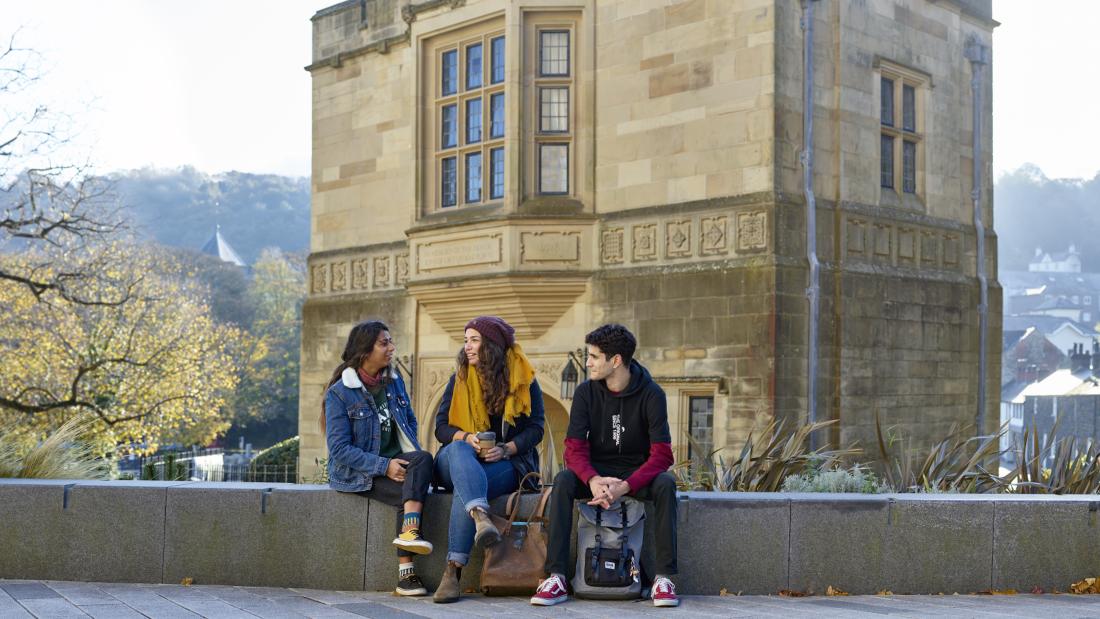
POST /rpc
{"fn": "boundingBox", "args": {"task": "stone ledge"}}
[3,480,1096,595]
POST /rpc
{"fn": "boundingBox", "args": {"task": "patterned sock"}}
[402,511,421,531]
[399,563,415,577]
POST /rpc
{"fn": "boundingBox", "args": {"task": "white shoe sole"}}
[393,538,433,555]
[530,595,568,606]
[395,586,428,596]
[653,598,680,607]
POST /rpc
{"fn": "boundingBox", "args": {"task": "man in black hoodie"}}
[530,324,679,607]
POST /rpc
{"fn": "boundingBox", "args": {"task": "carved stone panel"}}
[330,261,347,292]
[374,256,392,288]
[310,264,329,294]
[520,231,581,264]
[352,258,371,290]
[396,254,410,285]
[417,234,502,272]
[601,227,624,264]
[700,216,728,255]
[898,228,916,264]
[920,232,939,266]
[665,220,692,258]
[873,224,892,258]
[736,211,766,252]
[632,224,657,262]
[943,233,959,267]
[846,219,866,255]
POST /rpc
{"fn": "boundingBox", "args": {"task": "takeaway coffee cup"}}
[476,431,496,457]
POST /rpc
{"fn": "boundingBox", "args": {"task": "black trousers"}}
[544,468,678,577]
[356,450,433,558]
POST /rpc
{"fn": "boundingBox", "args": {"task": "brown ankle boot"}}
[433,560,462,603]
[471,508,501,548]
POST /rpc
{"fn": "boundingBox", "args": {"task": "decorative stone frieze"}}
[307,248,406,298]
[839,213,968,272]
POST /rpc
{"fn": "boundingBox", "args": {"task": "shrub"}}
[251,435,299,468]
[781,465,890,493]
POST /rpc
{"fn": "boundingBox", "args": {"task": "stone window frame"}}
[424,19,507,212]
[663,384,721,464]
[876,60,928,209]
[525,13,579,201]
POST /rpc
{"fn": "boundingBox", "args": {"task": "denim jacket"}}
[325,366,421,493]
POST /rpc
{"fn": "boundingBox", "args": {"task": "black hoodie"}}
[565,360,671,477]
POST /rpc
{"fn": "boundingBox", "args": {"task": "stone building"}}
[299,0,999,478]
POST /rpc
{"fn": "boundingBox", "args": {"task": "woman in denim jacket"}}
[322,320,434,596]
[431,315,546,603]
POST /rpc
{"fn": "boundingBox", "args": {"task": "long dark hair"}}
[320,320,390,433]
[456,337,510,416]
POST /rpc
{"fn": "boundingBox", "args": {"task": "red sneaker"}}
[651,577,680,607]
[530,574,569,606]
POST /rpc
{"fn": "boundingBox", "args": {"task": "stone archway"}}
[539,395,569,480]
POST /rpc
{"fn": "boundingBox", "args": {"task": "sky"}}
[3,0,1098,181]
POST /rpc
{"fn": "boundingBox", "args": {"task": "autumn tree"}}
[0,35,247,456]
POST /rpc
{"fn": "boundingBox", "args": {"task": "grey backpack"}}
[572,497,645,599]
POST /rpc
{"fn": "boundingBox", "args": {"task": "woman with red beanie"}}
[431,315,546,603]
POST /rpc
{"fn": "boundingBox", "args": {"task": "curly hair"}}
[456,337,510,416]
[585,323,637,364]
[319,320,390,432]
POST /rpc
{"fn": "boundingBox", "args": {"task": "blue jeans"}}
[434,440,518,565]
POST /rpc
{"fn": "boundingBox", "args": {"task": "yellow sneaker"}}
[393,529,433,554]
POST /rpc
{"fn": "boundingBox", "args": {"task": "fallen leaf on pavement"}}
[877,590,893,596]
[779,589,809,597]
[180,577,193,586]
[1070,577,1100,594]
[825,585,849,596]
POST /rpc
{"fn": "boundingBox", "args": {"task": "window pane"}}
[902,140,916,194]
[539,87,569,133]
[539,143,568,194]
[441,157,457,207]
[441,50,457,96]
[490,92,505,139]
[902,84,915,132]
[491,36,505,84]
[539,31,569,76]
[490,147,504,199]
[688,396,714,465]
[466,98,482,144]
[441,104,457,149]
[881,77,894,126]
[880,135,894,189]
[466,43,482,90]
[465,152,482,203]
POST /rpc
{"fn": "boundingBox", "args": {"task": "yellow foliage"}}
[0,244,249,456]
[1071,577,1100,594]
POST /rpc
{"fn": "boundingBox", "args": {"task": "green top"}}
[370,386,403,459]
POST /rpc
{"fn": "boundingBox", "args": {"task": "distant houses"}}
[1000,244,1100,466]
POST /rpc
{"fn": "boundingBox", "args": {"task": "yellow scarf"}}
[448,343,536,433]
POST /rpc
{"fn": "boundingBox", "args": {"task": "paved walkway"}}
[4,580,1100,618]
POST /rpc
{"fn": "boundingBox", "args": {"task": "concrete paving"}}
[4,579,1100,618]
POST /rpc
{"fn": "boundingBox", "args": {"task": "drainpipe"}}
[965,36,990,434]
[801,0,821,449]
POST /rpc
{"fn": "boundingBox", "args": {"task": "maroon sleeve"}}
[624,442,674,493]
[564,437,600,484]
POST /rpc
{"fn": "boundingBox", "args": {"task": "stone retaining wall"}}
[2,480,1096,595]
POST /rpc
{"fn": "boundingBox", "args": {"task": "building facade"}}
[299,0,999,478]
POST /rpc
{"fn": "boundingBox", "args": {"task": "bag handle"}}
[528,484,553,523]
[502,472,542,532]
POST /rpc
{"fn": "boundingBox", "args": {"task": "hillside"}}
[110,167,310,263]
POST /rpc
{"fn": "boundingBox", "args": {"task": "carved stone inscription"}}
[736,211,766,252]
[520,231,580,264]
[601,228,624,264]
[700,216,728,255]
[417,235,502,272]
[632,224,657,261]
